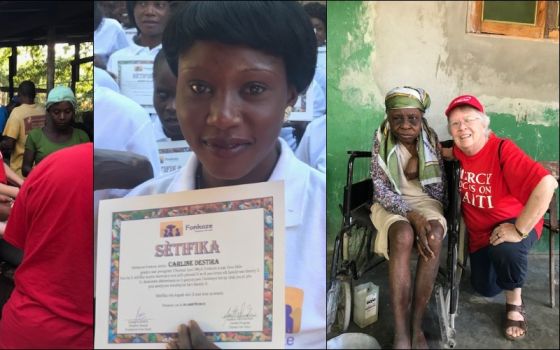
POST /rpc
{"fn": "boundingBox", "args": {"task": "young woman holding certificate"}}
[127,1,325,348]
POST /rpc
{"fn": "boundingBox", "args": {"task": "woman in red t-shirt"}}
[444,95,558,341]
[0,143,93,348]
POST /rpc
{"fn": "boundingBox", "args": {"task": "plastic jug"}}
[352,282,379,328]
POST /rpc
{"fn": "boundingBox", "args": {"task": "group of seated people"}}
[0,82,90,237]
[0,81,92,348]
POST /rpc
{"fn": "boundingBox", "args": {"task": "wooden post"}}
[8,47,17,99]
[47,26,55,92]
[71,43,80,92]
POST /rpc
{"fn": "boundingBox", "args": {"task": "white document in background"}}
[117,59,156,114]
[157,140,192,175]
[287,81,315,122]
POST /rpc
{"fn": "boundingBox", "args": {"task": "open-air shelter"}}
[0,1,93,97]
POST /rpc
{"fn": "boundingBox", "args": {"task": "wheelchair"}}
[326,145,467,348]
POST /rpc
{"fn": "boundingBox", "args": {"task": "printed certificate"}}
[117,59,156,114]
[95,182,285,349]
[157,140,192,175]
[287,81,316,122]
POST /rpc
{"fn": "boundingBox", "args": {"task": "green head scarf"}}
[385,86,431,113]
[46,86,77,111]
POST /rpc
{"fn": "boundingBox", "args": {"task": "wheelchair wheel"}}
[326,277,351,333]
[343,225,371,278]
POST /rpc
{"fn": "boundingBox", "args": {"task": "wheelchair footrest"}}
[435,284,457,348]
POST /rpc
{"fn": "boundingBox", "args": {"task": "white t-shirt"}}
[313,46,326,119]
[123,27,138,46]
[94,17,130,64]
[315,46,326,101]
[93,85,161,205]
[106,42,166,141]
[150,113,169,142]
[106,41,161,77]
[311,79,325,119]
[93,67,119,93]
[295,115,326,173]
[128,138,326,349]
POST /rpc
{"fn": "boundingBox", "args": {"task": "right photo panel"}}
[326,1,559,349]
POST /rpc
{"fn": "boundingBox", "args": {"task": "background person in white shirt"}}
[93,85,160,231]
[94,1,129,70]
[106,1,173,142]
[295,114,326,173]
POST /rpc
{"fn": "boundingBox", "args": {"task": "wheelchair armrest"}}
[345,151,372,184]
[346,151,372,171]
[346,150,372,157]
[342,151,374,224]
[444,158,462,239]
[440,139,454,148]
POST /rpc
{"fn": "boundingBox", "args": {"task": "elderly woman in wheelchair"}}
[370,86,447,349]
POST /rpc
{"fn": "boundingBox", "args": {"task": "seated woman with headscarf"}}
[22,86,90,177]
[370,86,447,349]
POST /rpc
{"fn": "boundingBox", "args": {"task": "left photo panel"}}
[0,0,94,349]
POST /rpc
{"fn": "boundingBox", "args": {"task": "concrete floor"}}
[328,252,559,349]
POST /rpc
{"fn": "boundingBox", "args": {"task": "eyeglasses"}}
[449,116,480,130]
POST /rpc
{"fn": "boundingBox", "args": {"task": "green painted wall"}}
[326,2,559,253]
[327,1,383,250]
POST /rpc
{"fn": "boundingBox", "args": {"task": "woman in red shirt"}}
[445,95,558,341]
[0,143,93,348]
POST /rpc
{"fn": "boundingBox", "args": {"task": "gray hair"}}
[447,105,491,137]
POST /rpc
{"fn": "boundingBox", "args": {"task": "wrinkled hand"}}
[167,321,220,349]
[407,210,435,261]
[490,223,522,246]
[438,145,455,161]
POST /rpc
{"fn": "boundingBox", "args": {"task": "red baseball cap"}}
[445,95,484,117]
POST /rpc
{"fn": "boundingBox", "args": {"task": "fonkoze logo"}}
[160,221,183,237]
[185,224,213,232]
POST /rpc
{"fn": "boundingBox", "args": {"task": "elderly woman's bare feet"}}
[411,329,429,349]
[393,332,411,349]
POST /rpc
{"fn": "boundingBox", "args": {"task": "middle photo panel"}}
[94,1,327,349]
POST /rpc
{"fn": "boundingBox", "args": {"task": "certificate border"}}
[107,196,274,344]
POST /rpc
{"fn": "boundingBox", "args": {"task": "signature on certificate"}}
[125,306,152,331]
[222,302,257,320]
[134,306,148,322]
